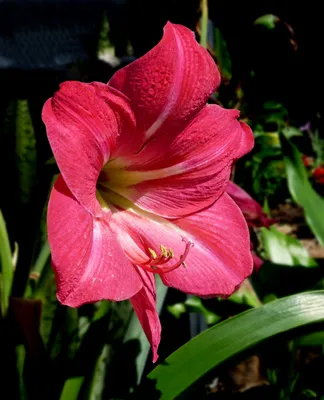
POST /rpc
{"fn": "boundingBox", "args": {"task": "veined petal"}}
[130,269,161,362]
[42,82,140,216]
[161,193,253,296]
[48,175,142,307]
[226,181,274,227]
[107,105,254,218]
[109,22,220,141]
[110,193,252,297]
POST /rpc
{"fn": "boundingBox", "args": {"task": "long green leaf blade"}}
[146,291,324,399]
[280,133,324,245]
[59,377,84,400]
[0,210,14,315]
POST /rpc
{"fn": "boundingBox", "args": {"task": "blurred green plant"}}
[0,210,15,316]
[261,226,318,267]
[281,133,324,245]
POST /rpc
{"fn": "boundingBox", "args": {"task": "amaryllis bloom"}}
[226,182,274,228]
[43,22,254,361]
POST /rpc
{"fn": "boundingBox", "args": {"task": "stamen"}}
[139,238,194,274]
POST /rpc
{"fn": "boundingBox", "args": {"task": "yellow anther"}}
[148,248,157,259]
[168,248,174,258]
[160,245,168,257]
[182,262,187,268]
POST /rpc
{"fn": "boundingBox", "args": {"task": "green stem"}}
[200,0,209,49]
[24,241,51,298]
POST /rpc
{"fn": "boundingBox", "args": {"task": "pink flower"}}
[43,23,254,362]
[226,182,274,228]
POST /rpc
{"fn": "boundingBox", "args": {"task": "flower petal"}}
[130,269,161,362]
[110,193,253,298]
[226,181,274,227]
[161,193,253,296]
[109,22,220,141]
[107,105,254,218]
[48,175,142,307]
[252,251,264,273]
[42,82,140,216]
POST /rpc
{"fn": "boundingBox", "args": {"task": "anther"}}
[160,245,168,257]
[148,248,157,259]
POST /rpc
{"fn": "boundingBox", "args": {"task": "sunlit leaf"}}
[145,291,324,399]
[228,279,262,308]
[261,226,318,267]
[0,210,14,316]
[59,377,84,400]
[167,302,186,319]
[282,126,303,138]
[185,296,220,325]
[168,296,220,325]
[280,133,324,245]
[254,14,279,29]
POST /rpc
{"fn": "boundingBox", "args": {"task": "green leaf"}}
[15,100,37,205]
[59,302,112,400]
[295,330,324,346]
[282,127,303,138]
[87,344,110,400]
[302,389,318,398]
[280,133,324,245]
[185,296,220,325]
[60,377,84,400]
[228,279,262,308]
[0,210,14,316]
[145,291,324,399]
[167,302,187,319]
[261,226,318,267]
[16,345,28,400]
[214,27,232,82]
[254,14,279,29]
[311,130,324,166]
[168,297,220,325]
